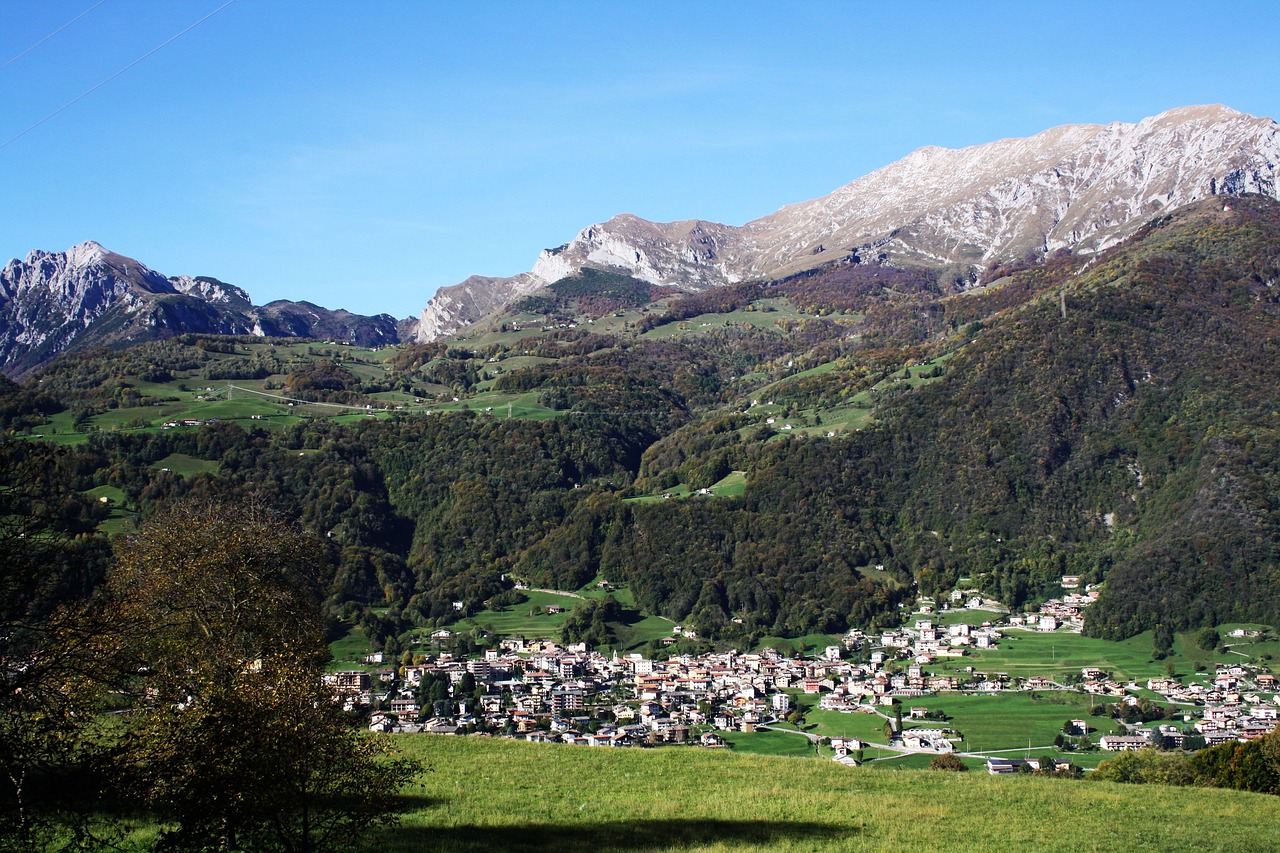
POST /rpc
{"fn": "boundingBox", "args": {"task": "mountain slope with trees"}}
[3,196,1280,652]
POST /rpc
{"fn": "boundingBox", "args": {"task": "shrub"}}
[929,753,967,772]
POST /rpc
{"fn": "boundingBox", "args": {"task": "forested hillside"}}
[5,195,1280,649]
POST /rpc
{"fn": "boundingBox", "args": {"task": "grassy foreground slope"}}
[373,736,1280,852]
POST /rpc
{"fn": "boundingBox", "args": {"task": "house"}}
[421,719,460,735]
[326,670,371,693]
[830,737,865,755]
[900,732,954,752]
[986,757,1029,774]
[1099,735,1151,751]
[986,757,1072,774]
[389,698,420,717]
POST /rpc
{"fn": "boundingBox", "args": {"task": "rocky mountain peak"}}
[0,243,404,377]
[64,240,109,266]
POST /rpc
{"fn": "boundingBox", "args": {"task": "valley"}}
[7,103,1280,849]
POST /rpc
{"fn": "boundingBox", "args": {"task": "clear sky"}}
[1,1,1276,320]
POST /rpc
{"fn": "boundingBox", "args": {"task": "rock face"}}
[416,104,1280,341]
[252,301,401,348]
[0,242,402,377]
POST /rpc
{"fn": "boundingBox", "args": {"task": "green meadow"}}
[153,452,221,477]
[753,633,843,655]
[350,735,1280,852]
[448,589,587,637]
[898,692,1126,759]
[719,729,816,758]
[327,625,379,671]
[443,585,676,651]
[626,470,748,504]
[929,624,1277,683]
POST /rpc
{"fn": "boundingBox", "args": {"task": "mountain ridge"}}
[415,104,1280,341]
[0,241,407,377]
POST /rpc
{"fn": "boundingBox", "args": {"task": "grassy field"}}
[153,453,221,477]
[804,706,897,744]
[82,484,137,535]
[798,689,1128,769]
[794,404,873,435]
[447,589,584,638]
[443,586,675,651]
[327,625,379,671]
[929,625,1276,683]
[899,692,1125,755]
[720,729,817,758]
[625,470,748,504]
[640,299,816,341]
[753,633,843,655]
[360,735,1280,852]
[909,608,1004,627]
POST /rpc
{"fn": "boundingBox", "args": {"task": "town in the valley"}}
[327,576,1279,775]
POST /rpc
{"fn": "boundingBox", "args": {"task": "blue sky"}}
[1,1,1276,320]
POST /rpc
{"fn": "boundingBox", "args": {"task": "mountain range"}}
[2,104,1278,379]
[416,104,1280,340]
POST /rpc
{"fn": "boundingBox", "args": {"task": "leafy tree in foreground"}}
[108,501,417,852]
[121,653,416,852]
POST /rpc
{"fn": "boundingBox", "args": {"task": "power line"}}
[226,384,376,412]
[0,0,238,152]
[0,0,109,72]
[225,383,685,419]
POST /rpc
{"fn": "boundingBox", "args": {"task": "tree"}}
[108,501,417,851]
[929,753,967,771]
[560,595,622,648]
[1093,749,1194,786]
[1196,627,1220,651]
[120,653,416,852]
[1152,623,1174,659]
[1189,729,1280,793]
